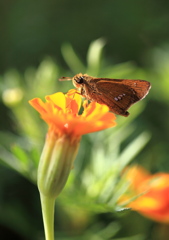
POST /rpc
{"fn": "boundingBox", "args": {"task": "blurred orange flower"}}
[29,89,116,139]
[119,166,169,223]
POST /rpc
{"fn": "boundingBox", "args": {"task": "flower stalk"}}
[38,129,80,240]
[40,195,55,240]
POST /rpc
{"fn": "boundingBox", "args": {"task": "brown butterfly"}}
[59,73,151,117]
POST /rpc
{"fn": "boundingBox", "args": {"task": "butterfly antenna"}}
[59,77,72,81]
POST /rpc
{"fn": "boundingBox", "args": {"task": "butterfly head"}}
[72,73,86,88]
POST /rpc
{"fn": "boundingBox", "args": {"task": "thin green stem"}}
[40,194,56,240]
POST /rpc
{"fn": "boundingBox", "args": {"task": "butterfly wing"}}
[91,79,151,116]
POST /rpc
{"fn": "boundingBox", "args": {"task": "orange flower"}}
[119,166,169,223]
[29,89,116,240]
[29,89,116,196]
[29,89,116,199]
[29,89,116,139]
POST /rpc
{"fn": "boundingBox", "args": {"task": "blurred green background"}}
[1,0,169,239]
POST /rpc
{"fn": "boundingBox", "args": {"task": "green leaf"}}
[61,43,86,73]
[86,38,106,76]
[11,145,29,166]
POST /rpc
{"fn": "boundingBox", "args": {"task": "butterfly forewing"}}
[93,79,150,116]
[96,79,150,98]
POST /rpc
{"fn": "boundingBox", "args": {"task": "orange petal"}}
[29,98,47,114]
[46,92,66,110]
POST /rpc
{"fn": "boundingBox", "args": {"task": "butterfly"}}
[59,73,151,116]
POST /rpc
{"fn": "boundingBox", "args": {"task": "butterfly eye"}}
[75,76,84,84]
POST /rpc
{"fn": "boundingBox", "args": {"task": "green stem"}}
[40,193,56,240]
